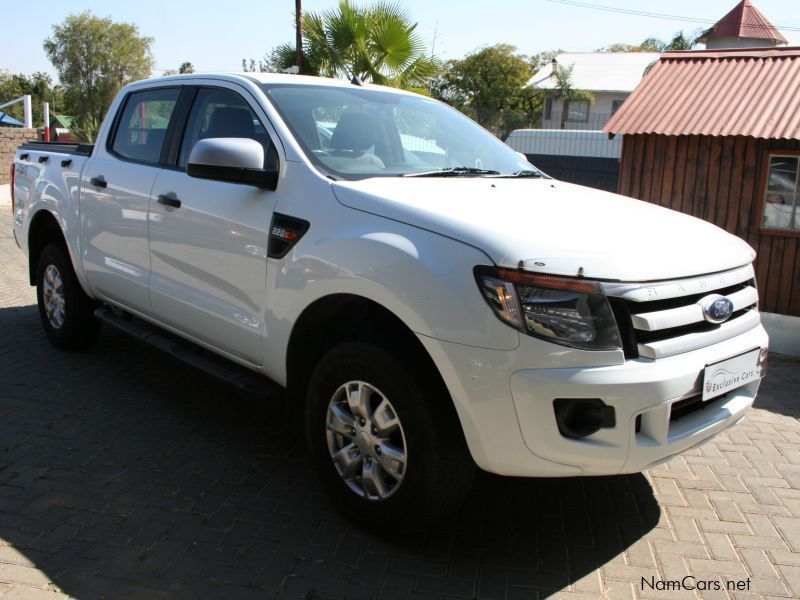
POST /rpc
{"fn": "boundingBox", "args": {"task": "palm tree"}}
[549,62,594,129]
[270,1,438,90]
[178,62,194,74]
[295,0,303,73]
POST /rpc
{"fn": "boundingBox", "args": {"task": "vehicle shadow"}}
[0,304,659,599]
[753,355,800,420]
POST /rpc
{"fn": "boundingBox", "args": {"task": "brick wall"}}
[0,127,38,184]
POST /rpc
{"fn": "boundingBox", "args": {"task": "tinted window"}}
[178,88,271,169]
[111,88,179,164]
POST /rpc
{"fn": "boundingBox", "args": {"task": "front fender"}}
[261,208,519,384]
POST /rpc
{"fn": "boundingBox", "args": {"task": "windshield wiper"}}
[403,167,501,177]
[492,169,545,178]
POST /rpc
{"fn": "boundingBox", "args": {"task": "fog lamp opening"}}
[553,398,616,439]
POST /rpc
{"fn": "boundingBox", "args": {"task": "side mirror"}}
[187,138,278,190]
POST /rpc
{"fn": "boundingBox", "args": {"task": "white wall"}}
[542,92,628,129]
[705,37,783,49]
[761,312,800,357]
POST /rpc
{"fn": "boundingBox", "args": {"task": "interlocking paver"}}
[1,211,799,599]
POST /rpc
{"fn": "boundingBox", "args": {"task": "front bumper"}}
[419,322,768,477]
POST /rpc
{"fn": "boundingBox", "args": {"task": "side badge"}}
[268,213,310,259]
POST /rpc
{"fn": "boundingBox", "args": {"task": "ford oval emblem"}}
[701,295,734,324]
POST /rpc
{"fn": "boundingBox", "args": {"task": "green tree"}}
[549,63,594,130]
[431,44,536,136]
[598,38,665,52]
[664,31,698,50]
[43,11,154,141]
[0,71,62,127]
[599,31,698,53]
[248,1,438,90]
[179,62,195,74]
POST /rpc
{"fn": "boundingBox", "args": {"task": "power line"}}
[544,0,800,32]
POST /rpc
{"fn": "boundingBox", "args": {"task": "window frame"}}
[611,100,624,116]
[757,150,800,238]
[564,99,590,123]
[106,86,183,166]
[166,84,279,173]
[544,98,552,120]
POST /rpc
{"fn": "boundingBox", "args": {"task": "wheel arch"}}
[27,209,67,285]
[286,294,466,439]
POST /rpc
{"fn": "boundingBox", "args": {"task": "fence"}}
[504,112,621,192]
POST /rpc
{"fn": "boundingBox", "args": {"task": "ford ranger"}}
[10,73,768,529]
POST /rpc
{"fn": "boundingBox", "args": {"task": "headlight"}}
[475,266,622,351]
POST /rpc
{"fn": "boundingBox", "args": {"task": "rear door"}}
[147,83,279,365]
[81,87,181,313]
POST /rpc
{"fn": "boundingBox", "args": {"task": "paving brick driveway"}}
[1,211,799,600]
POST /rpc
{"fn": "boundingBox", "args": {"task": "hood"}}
[331,177,756,282]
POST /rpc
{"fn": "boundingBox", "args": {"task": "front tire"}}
[305,341,474,531]
[35,243,101,351]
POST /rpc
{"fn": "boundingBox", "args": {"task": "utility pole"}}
[295,0,303,74]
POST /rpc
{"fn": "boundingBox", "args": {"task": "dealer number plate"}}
[702,348,762,402]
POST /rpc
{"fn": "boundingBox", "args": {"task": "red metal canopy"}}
[603,47,800,140]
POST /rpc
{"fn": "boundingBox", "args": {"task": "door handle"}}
[89,176,107,188]
[157,194,182,209]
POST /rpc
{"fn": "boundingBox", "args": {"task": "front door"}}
[81,87,181,313]
[147,85,278,365]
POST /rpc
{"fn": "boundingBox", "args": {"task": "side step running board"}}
[94,306,284,396]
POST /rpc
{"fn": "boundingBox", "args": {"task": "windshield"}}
[262,83,539,180]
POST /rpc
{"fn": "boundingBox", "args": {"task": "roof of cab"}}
[140,72,421,97]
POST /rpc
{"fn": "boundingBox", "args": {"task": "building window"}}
[762,154,799,232]
[611,100,624,115]
[565,100,590,123]
[544,98,552,120]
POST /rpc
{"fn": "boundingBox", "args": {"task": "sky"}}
[2,0,800,80]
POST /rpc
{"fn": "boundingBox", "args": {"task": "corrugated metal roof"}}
[699,0,788,44]
[528,52,660,93]
[603,47,800,139]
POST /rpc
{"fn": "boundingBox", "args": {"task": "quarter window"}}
[762,155,799,232]
[111,88,179,164]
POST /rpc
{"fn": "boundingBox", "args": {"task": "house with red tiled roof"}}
[603,2,799,332]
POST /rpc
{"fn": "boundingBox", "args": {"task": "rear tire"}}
[305,341,474,532]
[35,243,101,351]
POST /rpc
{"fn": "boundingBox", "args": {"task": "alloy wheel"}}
[325,380,408,501]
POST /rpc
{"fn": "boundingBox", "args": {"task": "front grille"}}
[633,304,751,345]
[605,268,759,360]
[609,298,638,358]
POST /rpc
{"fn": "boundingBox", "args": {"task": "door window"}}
[111,88,179,164]
[178,88,272,169]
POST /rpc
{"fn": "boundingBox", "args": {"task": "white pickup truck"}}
[11,73,768,529]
